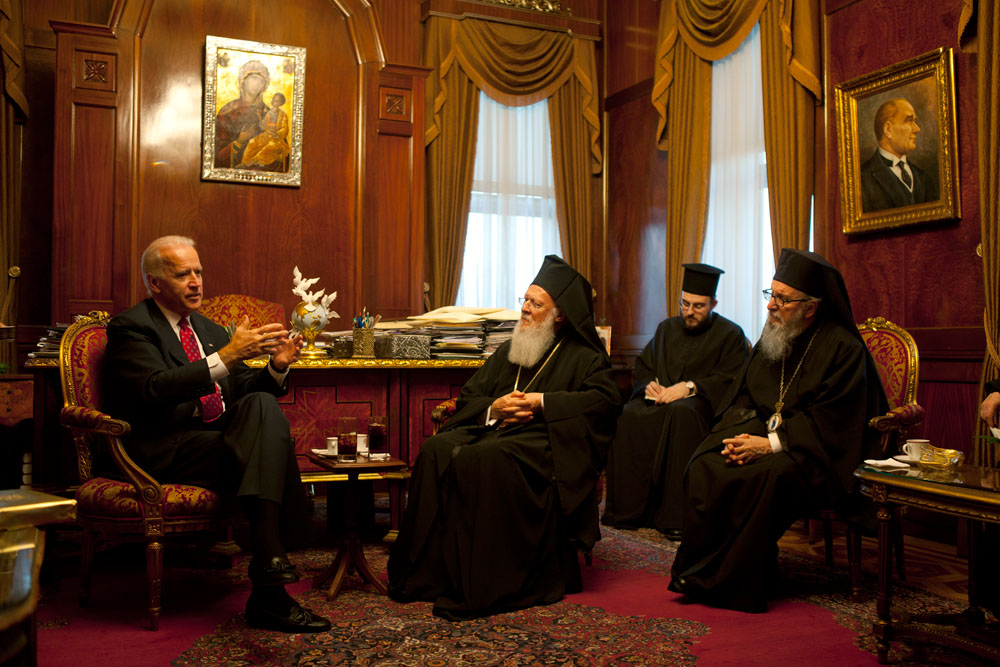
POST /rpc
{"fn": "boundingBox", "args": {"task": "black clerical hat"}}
[531,255,606,355]
[773,248,858,339]
[681,263,724,297]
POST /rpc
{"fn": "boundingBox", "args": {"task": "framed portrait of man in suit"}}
[835,48,960,235]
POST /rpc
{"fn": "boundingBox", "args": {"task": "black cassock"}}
[603,313,747,532]
[387,333,622,619]
[670,318,885,612]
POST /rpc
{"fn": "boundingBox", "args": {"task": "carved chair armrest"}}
[868,403,925,433]
[431,397,459,435]
[59,406,164,506]
[60,406,131,436]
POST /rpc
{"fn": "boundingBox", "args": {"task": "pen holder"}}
[352,327,375,358]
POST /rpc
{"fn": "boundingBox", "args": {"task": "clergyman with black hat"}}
[387,255,623,619]
[602,263,747,540]
[668,249,887,613]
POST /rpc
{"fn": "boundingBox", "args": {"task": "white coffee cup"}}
[902,439,930,459]
[325,436,338,455]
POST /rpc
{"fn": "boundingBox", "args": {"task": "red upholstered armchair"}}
[58,312,232,630]
[815,316,924,601]
[200,293,285,329]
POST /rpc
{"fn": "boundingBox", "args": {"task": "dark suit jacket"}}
[102,298,286,475]
[860,149,938,213]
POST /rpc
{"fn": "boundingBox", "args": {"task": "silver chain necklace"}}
[766,326,821,433]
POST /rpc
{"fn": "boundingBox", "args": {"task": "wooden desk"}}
[306,453,408,600]
[26,357,482,491]
[856,463,1000,664]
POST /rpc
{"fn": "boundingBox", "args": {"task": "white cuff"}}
[206,352,230,381]
[767,431,783,453]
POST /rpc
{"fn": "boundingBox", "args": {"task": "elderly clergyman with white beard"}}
[388,255,623,619]
[668,249,887,613]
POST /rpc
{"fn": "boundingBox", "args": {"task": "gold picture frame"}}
[202,35,306,187]
[834,48,960,234]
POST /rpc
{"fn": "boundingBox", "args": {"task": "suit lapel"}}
[144,299,190,367]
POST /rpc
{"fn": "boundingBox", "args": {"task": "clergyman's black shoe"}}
[663,529,683,542]
[249,556,301,586]
[245,598,331,633]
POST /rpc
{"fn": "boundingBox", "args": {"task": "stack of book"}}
[402,306,519,359]
[28,323,69,360]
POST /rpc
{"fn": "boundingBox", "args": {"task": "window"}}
[701,24,790,342]
[454,92,562,309]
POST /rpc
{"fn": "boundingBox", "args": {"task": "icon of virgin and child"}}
[214,59,291,173]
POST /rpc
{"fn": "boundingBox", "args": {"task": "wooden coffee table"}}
[856,463,1000,664]
[306,452,408,600]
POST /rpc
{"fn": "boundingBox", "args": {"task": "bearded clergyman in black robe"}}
[669,249,887,613]
[388,256,623,620]
[602,264,747,540]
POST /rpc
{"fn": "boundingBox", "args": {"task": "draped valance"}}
[424,16,600,172]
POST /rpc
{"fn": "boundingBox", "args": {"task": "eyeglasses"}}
[518,297,547,310]
[762,289,810,308]
[680,299,710,312]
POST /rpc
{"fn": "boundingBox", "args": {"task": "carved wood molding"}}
[420,0,600,40]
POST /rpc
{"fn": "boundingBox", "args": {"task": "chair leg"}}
[146,540,163,631]
[847,527,864,602]
[79,531,95,608]
[823,516,834,567]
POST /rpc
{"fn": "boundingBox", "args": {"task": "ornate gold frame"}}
[834,48,960,235]
[201,35,306,187]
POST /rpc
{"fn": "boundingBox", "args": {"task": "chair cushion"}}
[76,478,222,518]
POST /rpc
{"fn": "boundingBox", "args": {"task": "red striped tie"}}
[178,317,224,422]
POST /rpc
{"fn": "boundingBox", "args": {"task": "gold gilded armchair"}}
[816,316,923,600]
[200,293,284,329]
[58,312,231,630]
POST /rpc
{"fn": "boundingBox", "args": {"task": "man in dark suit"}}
[860,97,938,213]
[102,235,329,633]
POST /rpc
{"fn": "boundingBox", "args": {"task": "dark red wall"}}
[823,0,984,453]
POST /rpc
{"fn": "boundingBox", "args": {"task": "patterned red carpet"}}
[35,518,984,666]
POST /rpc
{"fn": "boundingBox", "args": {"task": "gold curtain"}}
[960,0,1000,466]
[759,0,821,264]
[663,42,713,303]
[423,16,601,307]
[0,0,28,371]
[653,0,820,296]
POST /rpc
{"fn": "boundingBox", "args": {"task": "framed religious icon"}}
[834,48,960,234]
[202,35,306,186]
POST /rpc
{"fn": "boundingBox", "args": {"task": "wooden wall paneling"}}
[419,0,601,39]
[50,23,135,322]
[362,64,430,319]
[372,0,421,66]
[604,81,668,359]
[603,0,659,97]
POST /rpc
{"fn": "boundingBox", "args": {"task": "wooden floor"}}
[779,519,969,603]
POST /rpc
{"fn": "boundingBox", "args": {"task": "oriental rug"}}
[35,521,988,666]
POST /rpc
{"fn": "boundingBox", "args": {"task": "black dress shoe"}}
[662,529,683,542]
[245,598,331,633]
[249,556,301,586]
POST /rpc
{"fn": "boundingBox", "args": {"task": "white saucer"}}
[310,448,338,458]
[893,455,918,464]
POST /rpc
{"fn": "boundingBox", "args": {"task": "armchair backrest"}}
[59,311,112,482]
[60,311,111,412]
[857,316,919,410]
[200,294,284,329]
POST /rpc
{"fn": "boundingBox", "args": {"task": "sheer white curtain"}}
[700,24,774,343]
[454,92,562,309]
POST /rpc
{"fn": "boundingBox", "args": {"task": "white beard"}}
[758,308,809,362]
[508,309,558,368]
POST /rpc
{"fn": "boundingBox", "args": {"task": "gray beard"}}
[758,308,809,362]
[508,310,558,368]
